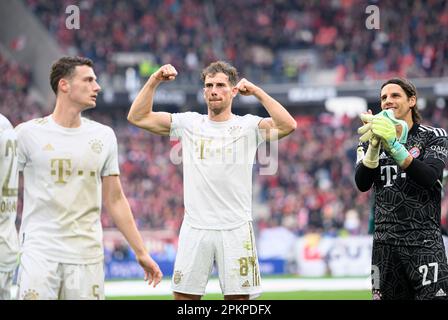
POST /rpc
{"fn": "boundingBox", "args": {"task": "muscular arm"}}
[236,79,296,141]
[127,64,177,136]
[256,90,297,141]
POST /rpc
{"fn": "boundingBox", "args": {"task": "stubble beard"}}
[208,102,228,116]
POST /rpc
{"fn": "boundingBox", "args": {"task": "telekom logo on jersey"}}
[168,129,279,176]
[380,165,406,187]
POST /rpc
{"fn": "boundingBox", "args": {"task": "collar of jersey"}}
[48,115,84,133]
[205,114,236,126]
[408,123,419,136]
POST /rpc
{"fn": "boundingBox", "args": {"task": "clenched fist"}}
[151,64,178,82]
[236,78,260,96]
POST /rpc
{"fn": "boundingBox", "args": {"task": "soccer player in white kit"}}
[15,56,162,300]
[128,61,296,300]
[0,113,19,300]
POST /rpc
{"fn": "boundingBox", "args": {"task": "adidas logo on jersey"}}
[43,143,54,151]
[242,280,251,288]
[34,117,48,125]
[379,152,387,159]
[435,288,446,297]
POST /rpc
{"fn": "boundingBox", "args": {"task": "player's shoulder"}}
[0,114,14,139]
[418,124,448,138]
[172,111,204,127]
[81,117,116,135]
[238,113,261,120]
[0,113,13,130]
[235,113,263,126]
[81,117,110,129]
[14,116,49,134]
[175,111,203,120]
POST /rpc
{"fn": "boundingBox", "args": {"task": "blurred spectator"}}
[0,54,44,126]
[26,0,448,84]
[84,108,380,238]
[4,1,448,253]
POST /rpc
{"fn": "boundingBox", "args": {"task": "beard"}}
[207,101,228,115]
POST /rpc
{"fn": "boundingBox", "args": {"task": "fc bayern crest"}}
[409,146,420,158]
[89,139,104,154]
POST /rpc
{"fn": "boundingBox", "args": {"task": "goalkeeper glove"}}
[360,110,408,142]
[371,114,410,166]
[358,122,381,169]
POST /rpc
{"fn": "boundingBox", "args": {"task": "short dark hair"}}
[381,77,422,124]
[50,56,94,94]
[201,61,239,86]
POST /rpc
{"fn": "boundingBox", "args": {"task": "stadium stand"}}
[2,0,448,277]
[25,0,448,84]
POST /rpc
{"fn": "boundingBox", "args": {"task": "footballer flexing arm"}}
[127,64,177,136]
[236,79,297,141]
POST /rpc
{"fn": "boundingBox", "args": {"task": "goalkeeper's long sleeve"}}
[354,163,378,192]
[355,155,443,191]
[404,157,444,189]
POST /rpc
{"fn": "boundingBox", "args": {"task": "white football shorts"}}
[0,271,14,300]
[171,221,262,298]
[17,252,104,300]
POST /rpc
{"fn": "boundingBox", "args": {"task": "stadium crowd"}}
[0,55,371,236]
[1,0,448,255]
[0,54,41,125]
[26,0,448,84]
[98,107,448,237]
[1,52,448,240]
[106,109,370,236]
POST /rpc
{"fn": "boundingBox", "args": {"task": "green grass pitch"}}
[107,290,371,300]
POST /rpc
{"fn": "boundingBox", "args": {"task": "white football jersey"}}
[0,114,19,272]
[16,115,119,264]
[170,112,264,229]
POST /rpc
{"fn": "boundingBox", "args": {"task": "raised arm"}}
[236,78,296,141]
[127,64,178,136]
